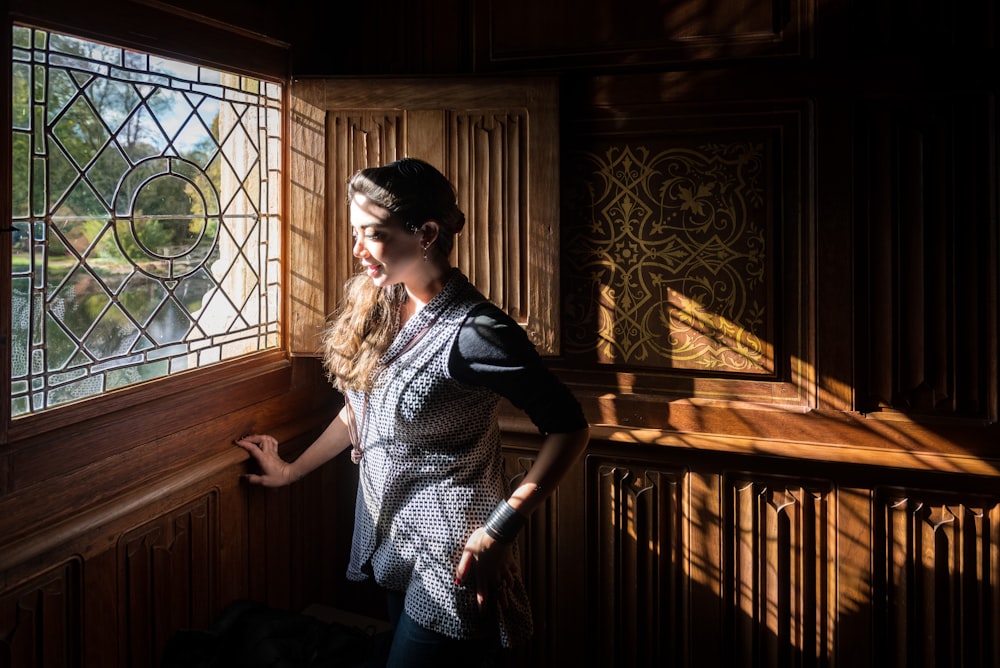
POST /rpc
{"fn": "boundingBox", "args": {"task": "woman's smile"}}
[350,194,426,287]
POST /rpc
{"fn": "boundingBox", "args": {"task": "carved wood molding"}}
[0,448,241,576]
[119,494,218,665]
[590,462,685,665]
[499,410,1000,478]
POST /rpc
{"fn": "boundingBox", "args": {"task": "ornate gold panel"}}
[565,142,773,373]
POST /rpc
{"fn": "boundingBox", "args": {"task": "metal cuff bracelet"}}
[483,499,526,543]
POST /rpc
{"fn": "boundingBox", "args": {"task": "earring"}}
[422,242,428,261]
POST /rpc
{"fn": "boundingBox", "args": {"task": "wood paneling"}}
[474,0,812,69]
[287,95,328,356]
[0,561,81,668]
[562,100,811,406]
[0,356,341,667]
[499,428,1000,668]
[290,77,561,354]
[589,460,685,667]
[854,97,998,421]
[501,451,556,668]
[875,489,1000,668]
[4,1,1000,667]
[118,496,217,667]
[725,475,836,667]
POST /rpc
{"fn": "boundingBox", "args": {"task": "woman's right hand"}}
[234,434,295,487]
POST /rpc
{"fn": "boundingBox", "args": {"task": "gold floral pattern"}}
[564,143,772,373]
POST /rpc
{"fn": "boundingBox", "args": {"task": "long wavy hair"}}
[321,158,466,393]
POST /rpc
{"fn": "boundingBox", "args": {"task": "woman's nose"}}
[352,236,365,257]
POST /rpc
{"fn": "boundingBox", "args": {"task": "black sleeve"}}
[449,303,588,435]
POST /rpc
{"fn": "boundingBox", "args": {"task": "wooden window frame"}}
[2,3,292,448]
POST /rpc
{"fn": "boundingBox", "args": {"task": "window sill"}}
[7,350,291,449]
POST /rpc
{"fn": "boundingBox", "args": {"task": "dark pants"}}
[384,590,502,668]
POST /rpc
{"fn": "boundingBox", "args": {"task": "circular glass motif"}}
[113,157,221,280]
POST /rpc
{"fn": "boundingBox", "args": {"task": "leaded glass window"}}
[9,26,283,417]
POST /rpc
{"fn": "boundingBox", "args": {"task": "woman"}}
[236,158,589,667]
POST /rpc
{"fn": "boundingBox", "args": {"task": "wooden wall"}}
[0,2,356,667]
[476,1,1000,666]
[2,0,999,667]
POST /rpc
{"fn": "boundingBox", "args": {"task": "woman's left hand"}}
[456,528,519,610]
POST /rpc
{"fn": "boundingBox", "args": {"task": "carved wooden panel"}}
[289,78,561,355]
[475,0,811,69]
[565,141,773,373]
[724,474,836,667]
[854,97,998,421]
[325,110,408,326]
[563,104,810,405]
[875,488,1000,668]
[118,494,217,667]
[589,461,686,667]
[501,451,556,667]
[452,111,530,323]
[0,561,81,668]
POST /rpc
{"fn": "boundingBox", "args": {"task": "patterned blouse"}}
[344,270,587,647]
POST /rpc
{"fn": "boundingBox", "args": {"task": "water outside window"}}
[9,26,283,417]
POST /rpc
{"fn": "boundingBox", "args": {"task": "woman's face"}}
[350,193,424,287]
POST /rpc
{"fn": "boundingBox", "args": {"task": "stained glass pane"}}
[9,25,282,417]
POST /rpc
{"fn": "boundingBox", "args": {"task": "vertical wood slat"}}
[734,480,755,667]
[925,107,951,410]
[507,114,523,319]
[878,490,1000,668]
[952,99,993,418]
[687,471,724,667]
[591,462,684,667]
[118,495,218,668]
[287,93,327,356]
[856,97,997,420]
[487,117,503,307]
[866,106,895,410]
[326,112,405,309]
[501,452,557,668]
[81,550,116,668]
[726,475,834,668]
[0,562,80,668]
[123,530,154,667]
[405,110,446,169]
[454,111,529,319]
[898,114,926,405]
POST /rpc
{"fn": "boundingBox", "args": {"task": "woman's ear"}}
[419,221,440,247]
